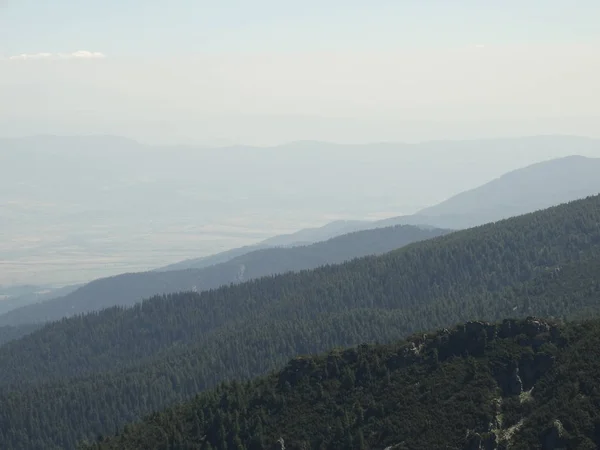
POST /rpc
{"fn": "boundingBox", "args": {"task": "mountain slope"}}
[0,196,600,448]
[0,225,449,326]
[4,195,600,385]
[16,134,600,287]
[259,219,372,247]
[159,220,374,272]
[0,324,43,346]
[0,283,81,316]
[155,243,272,272]
[378,155,600,230]
[160,153,600,276]
[83,317,600,450]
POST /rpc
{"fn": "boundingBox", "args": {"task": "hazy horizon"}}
[2,1,600,145]
[2,0,600,287]
[3,135,600,288]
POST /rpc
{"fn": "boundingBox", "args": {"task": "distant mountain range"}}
[0,224,450,326]
[156,154,600,272]
[157,219,372,272]
[3,134,600,286]
[2,153,600,328]
[11,153,597,316]
[330,154,600,231]
[0,283,81,315]
[405,154,600,229]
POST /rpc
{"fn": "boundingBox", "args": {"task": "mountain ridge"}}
[4,134,600,286]
[84,316,600,450]
[3,153,600,331]
[0,224,450,327]
[157,154,600,273]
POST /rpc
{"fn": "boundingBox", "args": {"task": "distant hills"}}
[4,151,594,324]
[2,153,600,327]
[259,219,372,247]
[1,194,600,448]
[157,220,372,272]
[4,134,600,286]
[0,283,81,315]
[308,154,600,232]
[0,224,450,326]
[405,154,600,229]
[156,154,600,272]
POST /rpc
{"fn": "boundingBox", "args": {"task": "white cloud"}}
[59,51,106,59]
[5,51,106,61]
[8,53,53,60]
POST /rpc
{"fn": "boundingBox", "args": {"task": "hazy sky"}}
[1,1,600,144]
[2,1,600,286]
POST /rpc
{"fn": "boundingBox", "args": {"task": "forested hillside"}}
[1,195,600,448]
[0,323,43,345]
[0,224,448,326]
[84,317,600,450]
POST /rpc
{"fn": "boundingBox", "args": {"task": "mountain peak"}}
[412,154,600,227]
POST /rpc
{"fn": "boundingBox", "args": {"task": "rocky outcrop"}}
[542,420,568,450]
[278,318,557,391]
[508,367,523,396]
[268,437,286,450]
[519,353,555,391]
[278,356,321,387]
[499,317,552,340]
[465,431,497,450]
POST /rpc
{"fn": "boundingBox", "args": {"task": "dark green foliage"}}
[85,318,600,450]
[2,195,600,448]
[0,323,43,345]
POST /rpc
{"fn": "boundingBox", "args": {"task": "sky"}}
[1,0,600,144]
[2,1,600,55]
